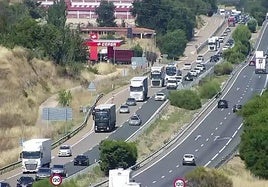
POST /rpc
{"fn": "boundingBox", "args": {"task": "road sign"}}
[42,107,73,121]
[88,81,96,92]
[50,174,62,186]
[174,177,186,187]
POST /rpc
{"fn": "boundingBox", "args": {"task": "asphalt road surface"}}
[132,22,268,187]
[0,16,227,186]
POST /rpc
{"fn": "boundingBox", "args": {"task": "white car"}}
[222,45,230,51]
[196,64,205,71]
[189,70,197,77]
[222,31,228,36]
[183,63,192,70]
[196,55,204,63]
[119,104,130,113]
[58,145,72,157]
[194,67,201,74]
[154,92,167,101]
[219,36,224,43]
[182,154,196,166]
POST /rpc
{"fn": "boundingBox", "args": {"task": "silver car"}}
[51,165,67,177]
[128,114,142,126]
[182,154,196,166]
[35,167,51,181]
[119,104,130,113]
[58,145,72,157]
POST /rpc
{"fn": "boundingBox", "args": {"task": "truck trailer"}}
[208,37,220,51]
[21,139,52,173]
[150,66,165,87]
[130,76,148,101]
[93,104,116,133]
[255,50,266,74]
[109,168,141,187]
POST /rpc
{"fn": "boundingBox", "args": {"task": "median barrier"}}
[0,93,104,175]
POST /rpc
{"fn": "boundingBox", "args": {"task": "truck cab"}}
[93,104,116,133]
[130,76,148,101]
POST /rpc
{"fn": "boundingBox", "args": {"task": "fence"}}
[0,93,104,175]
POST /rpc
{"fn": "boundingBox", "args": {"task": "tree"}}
[58,89,72,106]
[198,78,221,99]
[247,18,258,33]
[47,0,67,29]
[186,167,233,187]
[131,44,143,57]
[158,30,187,59]
[95,0,116,27]
[169,89,201,110]
[99,140,138,175]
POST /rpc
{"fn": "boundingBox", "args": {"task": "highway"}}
[0,17,227,186]
[132,22,268,187]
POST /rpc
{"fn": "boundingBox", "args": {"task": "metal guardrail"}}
[0,93,104,175]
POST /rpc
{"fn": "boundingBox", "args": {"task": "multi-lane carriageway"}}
[132,22,268,186]
[1,24,239,186]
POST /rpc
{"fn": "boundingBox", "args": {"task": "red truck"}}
[107,48,134,64]
[228,16,235,27]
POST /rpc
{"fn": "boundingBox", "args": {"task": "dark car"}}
[0,182,11,187]
[126,98,136,106]
[218,99,228,108]
[35,167,52,181]
[51,165,67,177]
[210,55,220,63]
[184,73,193,81]
[232,104,242,113]
[74,154,90,166]
[17,176,34,187]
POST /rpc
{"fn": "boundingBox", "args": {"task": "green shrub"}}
[214,62,233,76]
[198,79,221,99]
[169,90,201,110]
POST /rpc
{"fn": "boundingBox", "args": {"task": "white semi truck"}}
[21,139,52,173]
[150,66,165,87]
[109,168,141,187]
[93,104,116,132]
[130,76,148,101]
[208,36,220,51]
[255,50,266,74]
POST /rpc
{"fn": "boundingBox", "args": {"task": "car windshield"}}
[60,145,70,150]
[19,177,33,183]
[38,168,51,173]
[53,165,64,169]
[131,116,139,120]
[77,155,86,159]
[185,155,193,158]
[156,93,164,96]
[127,98,135,102]
[121,105,128,108]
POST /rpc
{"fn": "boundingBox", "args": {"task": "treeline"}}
[239,91,268,179]
[131,0,217,59]
[0,0,88,75]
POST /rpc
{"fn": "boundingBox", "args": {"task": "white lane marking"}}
[206,138,209,141]
[242,93,245,96]
[133,33,251,178]
[176,165,180,168]
[214,136,219,141]
[232,130,238,138]
[215,127,218,130]
[205,123,243,166]
[169,170,172,173]
[260,74,268,95]
[211,132,214,136]
[152,181,157,183]
[228,112,231,115]
[219,122,223,125]
[238,100,240,103]
[194,135,202,141]
[161,175,165,179]
[195,149,199,152]
[236,87,240,91]
[224,117,227,120]
[201,144,204,147]
[244,90,247,93]
[240,96,243,99]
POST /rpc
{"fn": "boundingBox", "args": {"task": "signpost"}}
[174,177,186,187]
[50,174,62,186]
[88,81,96,96]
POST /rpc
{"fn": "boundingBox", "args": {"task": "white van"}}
[183,63,192,70]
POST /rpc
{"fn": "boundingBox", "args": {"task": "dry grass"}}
[93,62,116,75]
[220,157,268,187]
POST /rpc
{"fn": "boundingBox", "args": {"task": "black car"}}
[184,74,193,81]
[74,154,90,166]
[17,176,34,187]
[126,98,136,106]
[0,182,11,187]
[35,167,52,181]
[232,104,242,113]
[210,55,220,63]
[218,99,228,108]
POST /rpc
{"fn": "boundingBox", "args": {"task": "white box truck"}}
[21,139,52,173]
[166,77,178,89]
[109,168,141,187]
[150,66,165,87]
[130,76,148,101]
[255,51,266,74]
[93,104,116,132]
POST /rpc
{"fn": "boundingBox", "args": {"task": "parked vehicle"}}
[93,104,116,133]
[74,155,90,166]
[35,167,52,181]
[21,139,52,173]
[128,114,142,126]
[51,165,67,177]
[182,154,196,166]
[17,176,34,187]
[130,76,148,101]
[119,104,130,113]
[58,145,72,157]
